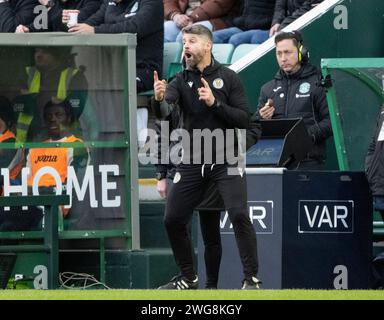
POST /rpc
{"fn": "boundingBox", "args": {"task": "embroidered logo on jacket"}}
[213,78,224,89]
[299,82,311,94]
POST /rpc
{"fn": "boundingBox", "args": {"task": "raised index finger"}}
[154,70,159,82]
[201,78,210,89]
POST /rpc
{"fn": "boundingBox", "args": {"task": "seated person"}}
[67,0,163,93]
[14,46,88,142]
[0,96,17,177]
[213,0,276,46]
[15,0,100,33]
[26,99,90,218]
[270,0,324,36]
[0,96,43,231]
[164,0,240,43]
[0,0,39,32]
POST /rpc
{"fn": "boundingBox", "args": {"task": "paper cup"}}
[67,10,79,28]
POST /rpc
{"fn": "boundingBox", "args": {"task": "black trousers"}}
[196,211,222,288]
[165,164,258,281]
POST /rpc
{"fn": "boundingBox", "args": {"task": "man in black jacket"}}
[270,0,323,36]
[15,0,100,33]
[257,31,332,169]
[68,0,163,93]
[152,77,262,289]
[365,105,384,222]
[0,0,39,32]
[154,24,260,290]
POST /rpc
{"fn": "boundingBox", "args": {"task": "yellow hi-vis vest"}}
[16,67,79,143]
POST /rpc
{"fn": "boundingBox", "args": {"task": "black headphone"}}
[290,31,310,63]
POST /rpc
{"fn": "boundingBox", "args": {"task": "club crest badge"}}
[173,172,181,183]
[299,82,311,94]
[212,78,224,89]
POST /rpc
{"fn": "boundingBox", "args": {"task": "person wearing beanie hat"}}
[14,46,88,143]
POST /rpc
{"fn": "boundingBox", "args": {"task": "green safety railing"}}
[0,33,140,287]
[321,58,384,170]
[0,195,69,289]
[321,58,384,241]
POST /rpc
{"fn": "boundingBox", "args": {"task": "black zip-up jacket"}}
[153,98,262,177]
[85,0,163,76]
[257,63,332,161]
[164,59,250,164]
[28,0,100,32]
[0,0,39,32]
[233,0,276,31]
[365,107,384,196]
[272,0,323,30]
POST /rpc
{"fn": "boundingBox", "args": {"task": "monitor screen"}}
[246,139,284,166]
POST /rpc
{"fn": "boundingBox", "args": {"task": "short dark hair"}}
[274,30,303,47]
[44,99,74,123]
[0,96,15,127]
[181,24,213,42]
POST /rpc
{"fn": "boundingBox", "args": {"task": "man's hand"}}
[173,14,191,28]
[198,78,215,107]
[154,70,167,102]
[259,98,275,119]
[68,23,95,34]
[15,25,29,33]
[157,179,167,198]
[62,10,70,24]
[39,0,50,5]
[269,24,280,37]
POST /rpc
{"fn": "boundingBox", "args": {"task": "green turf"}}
[0,289,383,300]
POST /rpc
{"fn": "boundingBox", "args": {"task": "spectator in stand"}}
[67,0,163,93]
[0,0,39,32]
[15,0,100,33]
[213,0,276,46]
[164,0,241,43]
[269,0,323,37]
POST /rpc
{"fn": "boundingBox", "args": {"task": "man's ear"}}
[206,40,213,53]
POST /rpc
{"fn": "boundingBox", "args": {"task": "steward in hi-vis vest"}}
[15,47,88,143]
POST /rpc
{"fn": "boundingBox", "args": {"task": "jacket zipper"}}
[284,78,291,117]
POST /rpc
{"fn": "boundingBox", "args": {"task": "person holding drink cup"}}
[15,0,99,33]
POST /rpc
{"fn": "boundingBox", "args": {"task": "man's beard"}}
[186,52,203,69]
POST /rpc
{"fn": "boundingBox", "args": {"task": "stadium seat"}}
[230,44,260,64]
[163,42,183,80]
[167,62,183,80]
[212,43,235,65]
[138,42,183,100]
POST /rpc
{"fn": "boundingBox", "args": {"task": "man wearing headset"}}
[257,30,332,170]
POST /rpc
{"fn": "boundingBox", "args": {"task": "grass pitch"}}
[0,289,383,300]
